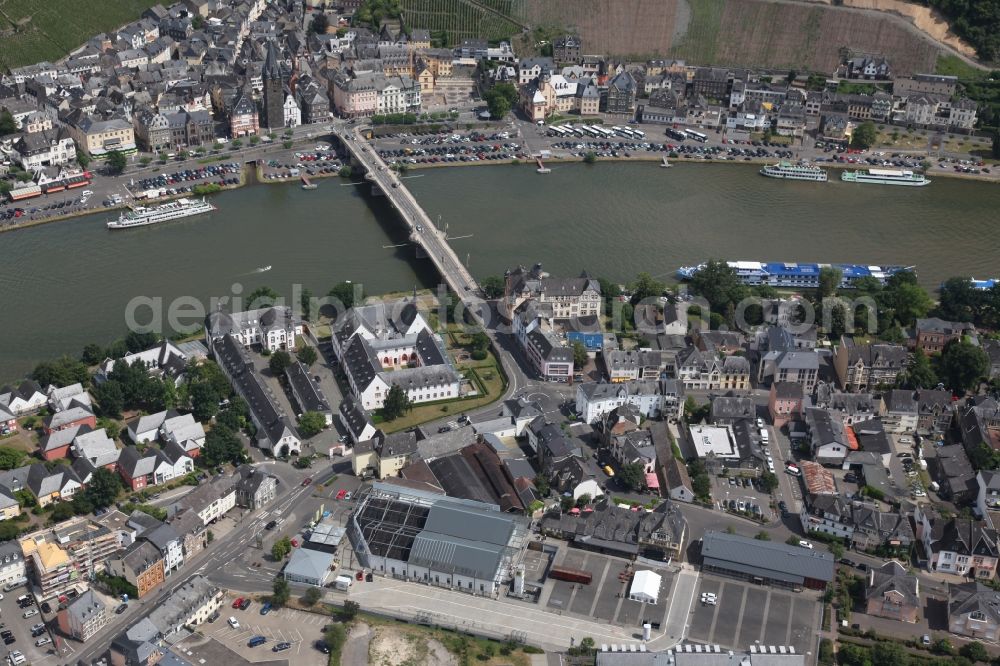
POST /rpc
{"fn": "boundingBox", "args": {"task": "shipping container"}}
[549,565,592,584]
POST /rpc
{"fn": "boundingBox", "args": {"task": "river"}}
[2,161,999,381]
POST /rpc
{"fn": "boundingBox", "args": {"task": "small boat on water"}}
[660,156,672,168]
[535,157,550,174]
[257,265,272,273]
[300,175,317,190]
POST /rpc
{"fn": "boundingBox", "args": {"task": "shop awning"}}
[645,473,660,489]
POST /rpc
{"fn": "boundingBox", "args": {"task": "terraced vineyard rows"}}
[401,0,523,45]
[0,0,159,71]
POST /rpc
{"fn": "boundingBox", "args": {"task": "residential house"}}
[127,512,183,576]
[758,350,819,393]
[97,340,191,386]
[40,425,86,461]
[934,445,978,504]
[233,464,276,510]
[834,336,909,391]
[553,35,581,62]
[57,590,109,642]
[339,395,377,444]
[206,306,300,354]
[106,541,165,598]
[0,543,25,587]
[917,389,955,436]
[661,456,694,503]
[880,389,919,433]
[960,398,1000,455]
[949,581,1000,641]
[575,379,681,424]
[539,499,686,561]
[285,360,333,426]
[916,506,999,578]
[11,127,76,170]
[67,116,136,157]
[0,381,47,415]
[865,561,919,623]
[675,347,751,392]
[171,477,236,527]
[117,446,161,491]
[160,413,205,456]
[352,430,419,479]
[71,428,120,472]
[805,408,855,466]
[602,348,665,384]
[502,264,602,320]
[914,317,975,354]
[27,463,82,507]
[145,575,223,639]
[769,382,805,429]
[211,334,301,456]
[228,87,259,137]
[606,71,637,114]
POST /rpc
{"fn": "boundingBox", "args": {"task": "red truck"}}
[549,565,592,585]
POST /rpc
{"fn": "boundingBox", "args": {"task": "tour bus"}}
[686,129,708,142]
[665,127,687,141]
[631,128,646,139]
[598,126,616,139]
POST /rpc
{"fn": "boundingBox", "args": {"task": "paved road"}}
[70,471,316,664]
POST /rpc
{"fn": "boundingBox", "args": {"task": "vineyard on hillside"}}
[0,0,159,72]
[400,0,526,45]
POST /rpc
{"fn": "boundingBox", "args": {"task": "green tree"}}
[618,462,646,491]
[32,356,90,387]
[81,343,105,365]
[572,341,588,369]
[851,121,878,149]
[246,286,280,308]
[328,281,362,310]
[533,475,550,496]
[0,447,25,471]
[82,468,123,508]
[480,275,505,299]
[629,272,666,305]
[303,587,322,605]
[298,411,327,438]
[0,109,16,136]
[938,338,989,393]
[75,149,91,168]
[898,347,939,389]
[49,502,76,522]
[192,14,205,29]
[299,288,313,321]
[758,472,778,493]
[576,493,592,508]
[483,89,512,119]
[272,537,292,561]
[959,641,988,663]
[690,259,749,315]
[754,531,771,540]
[380,384,412,421]
[937,276,981,323]
[583,151,597,164]
[125,331,159,353]
[106,150,127,175]
[297,345,318,367]
[870,640,905,666]
[94,381,125,419]
[341,599,361,620]
[202,424,246,467]
[325,623,347,653]
[190,381,219,423]
[268,350,292,376]
[692,472,711,499]
[271,576,290,606]
[817,266,842,300]
[829,541,845,559]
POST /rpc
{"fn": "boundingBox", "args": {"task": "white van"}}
[759,428,770,442]
[4,577,27,592]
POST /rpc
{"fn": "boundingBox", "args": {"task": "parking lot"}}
[206,597,328,664]
[0,586,60,665]
[128,162,243,200]
[260,146,344,180]
[545,550,673,629]
[688,575,820,652]
[712,474,775,522]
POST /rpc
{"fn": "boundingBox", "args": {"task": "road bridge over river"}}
[334,125,482,303]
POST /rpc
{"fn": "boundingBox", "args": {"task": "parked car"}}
[115,603,128,615]
[239,598,251,611]
[228,617,240,629]
[232,597,243,609]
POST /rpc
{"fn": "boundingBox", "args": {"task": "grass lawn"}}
[875,130,927,151]
[377,325,506,433]
[935,54,988,81]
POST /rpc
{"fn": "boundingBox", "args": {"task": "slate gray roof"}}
[949,581,1000,624]
[42,424,85,452]
[866,561,919,606]
[285,360,331,414]
[118,446,159,478]
[884,389,918,414]
[701,531,834,584]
